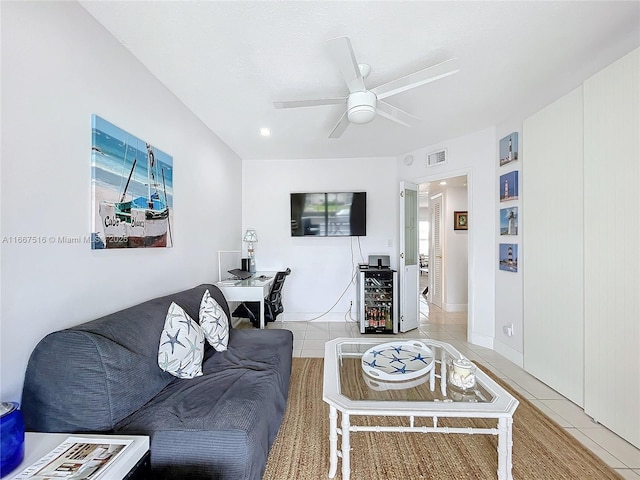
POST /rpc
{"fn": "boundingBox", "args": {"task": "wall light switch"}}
[387,239,393,247]
[503,324,514,337]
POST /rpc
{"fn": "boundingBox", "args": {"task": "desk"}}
[216,272,275,329]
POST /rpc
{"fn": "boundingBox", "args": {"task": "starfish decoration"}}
[212,334,226,350]
[165,308,184,329]
[411,353,431,364]
[161,329,185,355]
[392,364,408,374]
[364,359,379,368]
[174,362,188,378]
[370,349,384,358]
[184,335,200,362]
[158,352,177,371]
[389,353,408,364]
[392,345,408,354]
[178,317,193,335]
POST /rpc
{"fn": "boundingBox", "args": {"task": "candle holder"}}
[446,357,476,392]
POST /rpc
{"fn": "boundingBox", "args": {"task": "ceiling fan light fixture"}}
[347,91,377,124]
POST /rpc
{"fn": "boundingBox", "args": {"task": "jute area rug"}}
[263,357,621,480]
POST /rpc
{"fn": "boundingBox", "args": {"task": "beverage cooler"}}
[357,266,398,334]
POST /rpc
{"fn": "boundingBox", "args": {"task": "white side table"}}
[6,432,149,480]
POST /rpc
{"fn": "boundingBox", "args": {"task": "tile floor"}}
[235,293,640,478]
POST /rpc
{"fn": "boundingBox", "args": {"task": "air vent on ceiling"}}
[426,149,447,167]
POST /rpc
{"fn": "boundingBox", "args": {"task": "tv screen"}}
[291,192,366,237]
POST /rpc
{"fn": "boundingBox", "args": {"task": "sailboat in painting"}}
[99,144,170,248]
[92,115,173,249]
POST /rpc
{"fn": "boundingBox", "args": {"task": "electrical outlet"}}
[503,324,514,337]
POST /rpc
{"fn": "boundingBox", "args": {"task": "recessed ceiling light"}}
[439,181,447,185]
[259,127,271,137]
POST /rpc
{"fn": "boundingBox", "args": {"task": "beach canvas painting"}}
[500,207,518,235]
[499,132,518,166]
[91,115,173,249]
[499,170,519,202]
[499,243,518,272]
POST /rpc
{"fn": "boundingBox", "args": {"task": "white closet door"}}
[522,86,585,406]
[583,48,639,448]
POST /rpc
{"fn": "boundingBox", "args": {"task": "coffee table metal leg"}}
[497,416,514,480]
[341,412,351,480]
[328,406,338,478]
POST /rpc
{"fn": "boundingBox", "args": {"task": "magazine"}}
[13,436,133,480]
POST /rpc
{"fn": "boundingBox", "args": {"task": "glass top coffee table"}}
[323,338,519,480]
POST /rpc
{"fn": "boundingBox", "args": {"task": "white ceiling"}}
[80,1,639,160]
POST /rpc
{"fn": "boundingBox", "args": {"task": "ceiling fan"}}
[273,36,460,138]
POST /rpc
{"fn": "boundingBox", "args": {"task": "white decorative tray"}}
[361,340,434,381]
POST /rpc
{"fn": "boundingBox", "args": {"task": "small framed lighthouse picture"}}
[499,132,518,166]
[499,243,518,272]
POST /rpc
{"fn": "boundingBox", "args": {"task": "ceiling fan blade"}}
[328,111,350,138]
[372,58,460,100]
[327,36,366,94]
[376,100,418,127]
[274,97,346,109]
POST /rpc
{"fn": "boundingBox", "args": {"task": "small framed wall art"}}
[499,243,518,272]
[499,171,519,202]
[499,132,518,166]
[454,211,468,230]
[500,207,518,235]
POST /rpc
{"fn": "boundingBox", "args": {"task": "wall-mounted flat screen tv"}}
[291,192,366,237]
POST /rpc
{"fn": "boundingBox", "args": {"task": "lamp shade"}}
[243,229,258,243]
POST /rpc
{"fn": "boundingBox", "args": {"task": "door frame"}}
[414,168,472,339]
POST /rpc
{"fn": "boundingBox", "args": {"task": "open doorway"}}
[418,175,468,332]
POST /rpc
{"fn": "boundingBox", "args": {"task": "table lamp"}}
[243,229,258,273]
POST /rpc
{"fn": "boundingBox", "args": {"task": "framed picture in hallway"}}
[454,211,468,230]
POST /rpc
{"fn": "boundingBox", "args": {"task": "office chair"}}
[232,268,291,327]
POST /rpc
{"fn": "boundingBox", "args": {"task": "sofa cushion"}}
[199,289,229,351]
[158,302,206,379]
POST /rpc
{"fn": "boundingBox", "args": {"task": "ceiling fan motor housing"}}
[347,91,377,124]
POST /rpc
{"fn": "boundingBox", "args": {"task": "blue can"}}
[0,402,25,478]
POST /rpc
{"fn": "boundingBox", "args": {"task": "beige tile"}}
[500,378,535,400]
[540,399,597,428]
[301,349,325,358]
[529,399,573,427]
[508,374,565,400]
[302,338,330,350]
[580,427,640,468]
[614,469,640,479]
[566,428,627,468]
[488,361,528,379]
[281,321,309,331]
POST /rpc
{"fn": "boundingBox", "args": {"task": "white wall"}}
[399,127,496,348]
[444,186,468,311]
[0,2,242,402]
[242,157,397,320]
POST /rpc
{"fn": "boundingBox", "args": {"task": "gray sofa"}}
[21,284,293,480]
